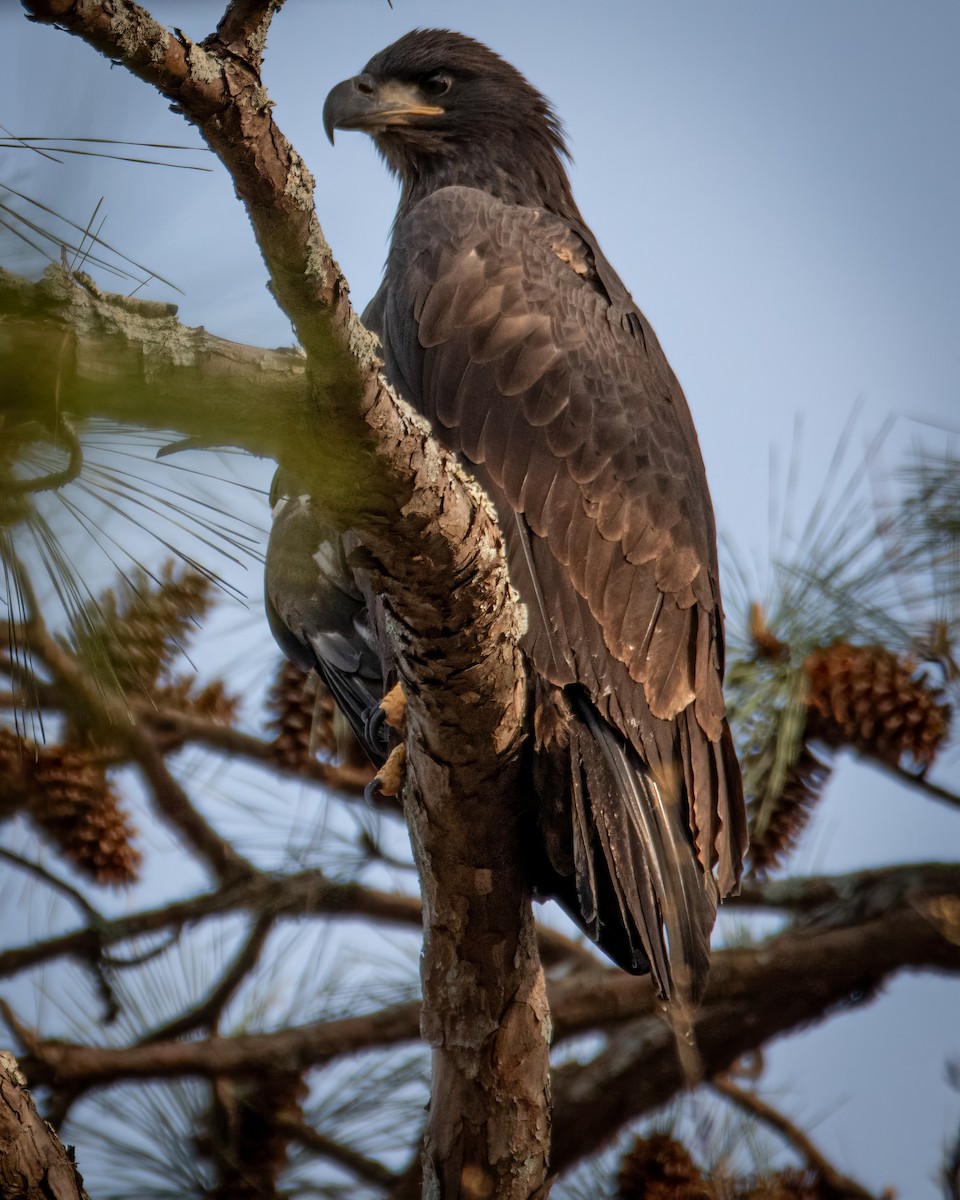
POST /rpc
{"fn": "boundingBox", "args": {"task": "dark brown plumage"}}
[269,29,746,998]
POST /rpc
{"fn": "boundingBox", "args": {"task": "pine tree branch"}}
[0,862,594,986]
[731,861,960,918]
[0,869,423,981]
[3,672,380,799]
[18,3,550,1185]
[206,0,285,68]
[138,914,274,1045]
[141,707,375,796]
[13,887,960,1100]
[16,998,424,1088]
[277,1118,400,1189]
[867,755,960,812]
[19,608,253,883]
[711,1075,881,1200]
[0,265,313,460]
[548,898,960,1173]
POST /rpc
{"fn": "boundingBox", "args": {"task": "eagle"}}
[266,29,746,1001]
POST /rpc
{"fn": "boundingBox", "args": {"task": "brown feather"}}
[365,137,742,992]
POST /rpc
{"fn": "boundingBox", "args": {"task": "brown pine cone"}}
[76,561,214,694]
[804,642,951,768]
[198,1069,308,1199]
[27,743,141,885]
[617,1133,715,1200]
[749,743,832,876]
[265,659,329,768]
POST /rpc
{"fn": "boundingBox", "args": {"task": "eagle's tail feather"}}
[572,696,717,1002]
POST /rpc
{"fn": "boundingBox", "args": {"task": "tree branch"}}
[549,897,960,1172]
[0,868,424,981]
[731,861,960,920]
[0,858,594,988]
[139,914,274,1045]
[0,265,312,461]
[22,611,252,883]
[206,0,285,68]
[14,885,959,1106]
[278,1118,400,1190]
[711,1075,882,1200]
[18,4,551,1190]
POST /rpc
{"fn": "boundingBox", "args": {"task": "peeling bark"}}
[0,1051,91,1200]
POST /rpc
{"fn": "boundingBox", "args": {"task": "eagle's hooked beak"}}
[322,75,444,144]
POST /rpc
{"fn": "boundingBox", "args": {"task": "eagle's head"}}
[322,29,577,217]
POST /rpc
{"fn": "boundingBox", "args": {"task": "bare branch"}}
[0,869,423,980]
[205,0,286,69]
[0,266,311,461]
[18,999,423,1088]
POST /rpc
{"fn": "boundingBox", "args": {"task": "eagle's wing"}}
[370,185,745,995]
[265,471,389,763]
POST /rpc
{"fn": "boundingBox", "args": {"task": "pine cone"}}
[199,1069,307,1200]
[75,561,214,695]
[749,743,831,876]
[617,1133,715,1200]
[154,674,239,725]
[266,659,328,768]
[0,728,32,818]
[804,642,951,768]
[26,743,141,885]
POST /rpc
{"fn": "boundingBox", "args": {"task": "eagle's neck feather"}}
[379,131,582,224]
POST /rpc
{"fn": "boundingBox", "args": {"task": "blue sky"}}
[2,1,959,1195]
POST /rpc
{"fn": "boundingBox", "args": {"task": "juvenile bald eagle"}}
[266,29,745,999]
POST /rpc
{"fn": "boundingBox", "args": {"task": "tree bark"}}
[17,2,552,1192]
[0,1051,91,1200]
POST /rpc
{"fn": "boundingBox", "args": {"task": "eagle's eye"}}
[421,71,452,98]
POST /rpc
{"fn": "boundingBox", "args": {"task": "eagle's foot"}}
[363,682,406,756]
[370,743,407,798]
[364,684,407,800]
[379,682,407,731]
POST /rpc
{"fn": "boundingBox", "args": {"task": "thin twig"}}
[139,915,273,1044]
[0,863,592,981]
[0,845,101,923]
[277,1118,399,1189]
[869,756,960,812]
[712,1075,883,1200]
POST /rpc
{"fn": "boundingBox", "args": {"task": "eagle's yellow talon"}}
[374,743,407,797]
